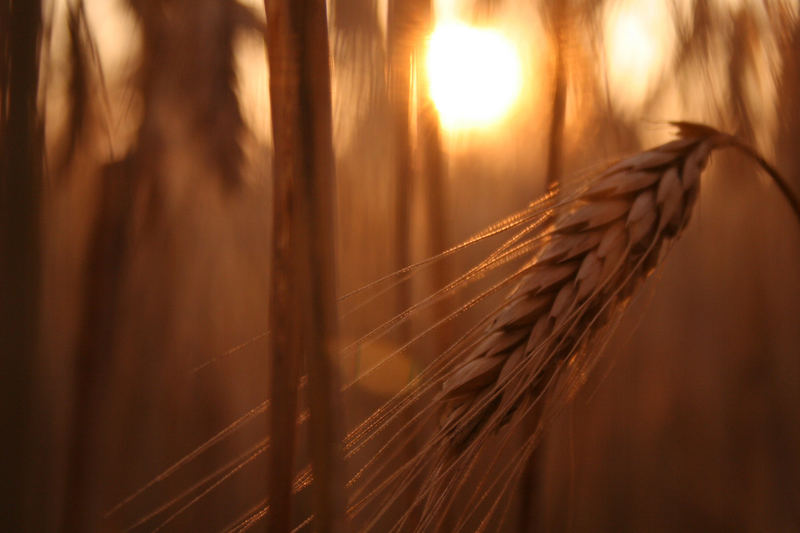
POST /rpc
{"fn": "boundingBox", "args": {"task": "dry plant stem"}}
[65,161,135,533]
[387,0,420,521]
[265,2,305,530]
[521,1,568,528]
[729,140,800,225]
[387,0,414,307]
[416,126,800,532]
[416,0,450,360]
[0,1,41,530]
[675,122,800,222]
[265,1,346,532]
[545,0,567,189]
[392,126,778,530]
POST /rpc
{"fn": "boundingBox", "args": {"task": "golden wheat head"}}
[438,125,731,450]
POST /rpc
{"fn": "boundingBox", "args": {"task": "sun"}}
[426,23,523,131]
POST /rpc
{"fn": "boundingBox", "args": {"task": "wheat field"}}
[2,0,800,532]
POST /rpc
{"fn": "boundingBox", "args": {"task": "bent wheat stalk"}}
[437,125,711,449]
[351,123,799,531]
[438,123,799,450]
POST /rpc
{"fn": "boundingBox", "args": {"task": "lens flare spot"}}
[427,23,522,131]
[604,1,674,113]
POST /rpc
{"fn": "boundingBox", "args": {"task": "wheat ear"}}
[437,122,798,451]
[341,124,800,531]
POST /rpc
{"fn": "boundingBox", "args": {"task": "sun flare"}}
[604,1,674,113]
[426,23,522,131]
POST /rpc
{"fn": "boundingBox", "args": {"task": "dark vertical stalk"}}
[416,0,449,358]
[545,17,566,188]
[60,5,125,530]
[64,160,135,533]
[520,2,567,531]
[264,3,303,531]
[0,0,42,530]
[388,0,415,321]
[297,4,346,531]
[387,1,423,525]
[414,20,455,529]
[0,1,9,125]
[776,5,800,190]
[265,2,346,532]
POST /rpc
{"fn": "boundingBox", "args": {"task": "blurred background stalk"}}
[0,1,42,530]
[265,1,346,531]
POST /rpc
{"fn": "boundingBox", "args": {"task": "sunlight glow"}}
[608,11,656,94]
[426,23,523,130]
[605,2,674,113]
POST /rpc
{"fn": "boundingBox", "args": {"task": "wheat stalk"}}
[437,126,714,449]
[374,122,799,530]
[329,122,800,531]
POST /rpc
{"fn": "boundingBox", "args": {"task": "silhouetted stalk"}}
[265,2,346,532]
[413,7,456,527]
[64,160,135,533]
[776,8,800,196]
[415,5,455,528]
[65,2,245,529]
[520,1,567,530]
[60,7,125,530]
[416,0,449,360]
[388,1,423,524]
[388,0,415,324]
[545,9,566,188]
[0,0,42,530]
